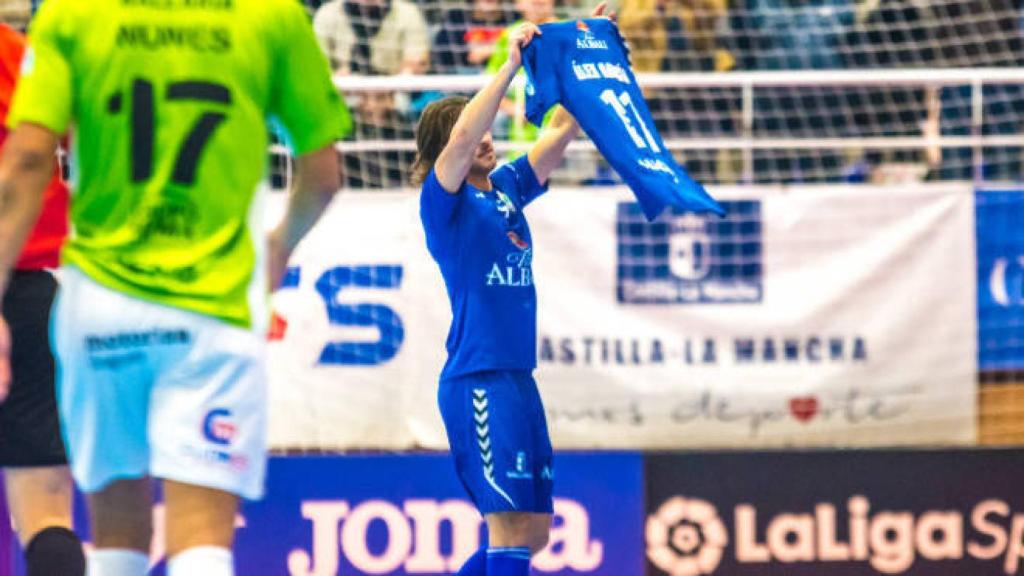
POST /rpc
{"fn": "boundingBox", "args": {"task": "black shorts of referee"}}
[0,269,67,467]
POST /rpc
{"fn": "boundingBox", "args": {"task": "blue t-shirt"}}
[522,18,724,221]
[421,156,547,380]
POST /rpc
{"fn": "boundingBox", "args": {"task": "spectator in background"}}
[721,0,853,182]
[314,0,430,75]
[661,0,730,72]
[847,0,935,67]
[725,0,854,71]
[434,0,512,74]
[618,0,668,72]
[926,0,1024,180]
[344,91,416,188]
[0,0,29,31]
[839,0,936,182]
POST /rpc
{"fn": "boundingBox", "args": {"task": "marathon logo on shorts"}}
[85,328,192,352]
[202,408,237,446]
[616,201,763,304]
[85,328,192,370]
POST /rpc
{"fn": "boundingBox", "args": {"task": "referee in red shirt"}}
[0,22,85,576]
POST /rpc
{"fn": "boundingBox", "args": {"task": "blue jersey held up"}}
[420,156,547,381]
[522,18,725,221]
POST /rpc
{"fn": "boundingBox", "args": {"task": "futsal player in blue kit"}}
[412,4,613,575]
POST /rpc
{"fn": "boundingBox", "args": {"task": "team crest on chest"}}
[495,191,516,219]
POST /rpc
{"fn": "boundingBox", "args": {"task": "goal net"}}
[285,0,1023,190]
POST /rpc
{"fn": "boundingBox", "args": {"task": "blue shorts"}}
[438,370,554,515]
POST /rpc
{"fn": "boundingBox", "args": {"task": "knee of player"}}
[528,529,551,555]
[526,518,552,554]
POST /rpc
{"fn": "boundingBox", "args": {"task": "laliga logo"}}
[989,256,1024,307]
[202,408,237,446]
[646,497,728,575]
[648,495,1024,575]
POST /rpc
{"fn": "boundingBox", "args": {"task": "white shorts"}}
[51,267,267,500]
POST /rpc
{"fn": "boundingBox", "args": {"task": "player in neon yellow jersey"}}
[0,1,351,574]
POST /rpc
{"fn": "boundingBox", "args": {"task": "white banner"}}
[266,184,977,450]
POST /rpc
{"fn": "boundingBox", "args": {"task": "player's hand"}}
[591,1,616,22]
[0,315,11,403]
[507,22,542,68]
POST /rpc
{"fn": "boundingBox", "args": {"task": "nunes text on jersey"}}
[116,24,231,53]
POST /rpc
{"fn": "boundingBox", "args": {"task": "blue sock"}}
[456,548,487,575]
[487,547,531,576]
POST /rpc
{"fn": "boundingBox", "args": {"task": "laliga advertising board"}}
[265,184,976,450]
[645,450,1024,576]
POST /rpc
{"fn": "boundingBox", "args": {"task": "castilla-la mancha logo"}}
[646,497,728,576]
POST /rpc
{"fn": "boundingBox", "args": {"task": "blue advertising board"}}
[235,453,643,573]
[237,452,643,575]
[976,189,1024,371]
[12,453,642,575]
[616,201,763,305]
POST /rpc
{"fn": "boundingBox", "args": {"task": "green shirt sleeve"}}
[269,0,352,156]
[8,0,73,134]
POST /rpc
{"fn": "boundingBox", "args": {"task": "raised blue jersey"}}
[522,18,724,221]
[421,156,547,380]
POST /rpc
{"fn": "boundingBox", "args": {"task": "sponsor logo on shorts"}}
[182,408,247,470]
[182,444,248,471]
[84,328,192,370]
[507,451,534,480]
[616,201,763,304]
[85,328,191,352]
[202,408,237,446]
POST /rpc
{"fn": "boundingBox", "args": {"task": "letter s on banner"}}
[314,265,405,366]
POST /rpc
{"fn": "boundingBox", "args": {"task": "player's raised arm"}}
[433,23,542,192]
[526,105,580,186]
